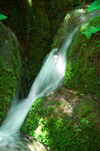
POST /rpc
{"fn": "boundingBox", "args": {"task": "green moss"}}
[51,27,64,48]
[23,3,51,96]
[64,16,100,98]
[80,23,89,32]
[22,96,100,151]
[51,12,71,49]
[0,25,21,125]
[90,16,100,26]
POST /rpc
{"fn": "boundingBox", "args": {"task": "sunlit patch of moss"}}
[80,23,89,32]
[27,0,32,7]
[22,94,100,151]
[64,14,70,22]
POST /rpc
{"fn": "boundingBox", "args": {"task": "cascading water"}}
[0,8,100,151]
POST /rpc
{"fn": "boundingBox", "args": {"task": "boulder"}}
[0,22,21,125]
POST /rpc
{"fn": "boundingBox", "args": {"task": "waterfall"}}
[0,9,100,151]
[0,28,77,136]
[0,26,78,151]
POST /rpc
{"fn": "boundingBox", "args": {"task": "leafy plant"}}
[0,14,7,20]
[82,24,100,39]
[88,0,100,12]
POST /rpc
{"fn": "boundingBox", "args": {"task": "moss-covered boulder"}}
[0,22,21,125]
[64,15,100,98]
[22,88,100,151]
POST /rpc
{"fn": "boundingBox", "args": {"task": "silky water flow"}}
[0,9,100,151]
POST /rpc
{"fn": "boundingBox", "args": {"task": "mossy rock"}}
[22,88,100,151]
[64,15,100,98]
[0,22,21,125]
[52,10,100,98]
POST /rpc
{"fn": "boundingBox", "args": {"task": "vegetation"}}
[88,0,100,12]
[22,94,100,151]
[0,0,100,150]
[0,14,7,20]
[82,24,100,39]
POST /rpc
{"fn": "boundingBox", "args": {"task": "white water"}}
[0,9,100,151]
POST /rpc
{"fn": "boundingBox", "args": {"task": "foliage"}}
[81,16,100,39]
[82,25,100,39]
[88,0,100,12]
[0,14,7,20]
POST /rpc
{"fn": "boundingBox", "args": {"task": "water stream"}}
[0,9,100,151]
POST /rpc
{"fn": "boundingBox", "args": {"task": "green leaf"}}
[88,0,100,12]
[0,14,7,20]
[82,25,100,39]
[80,93,84,96]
